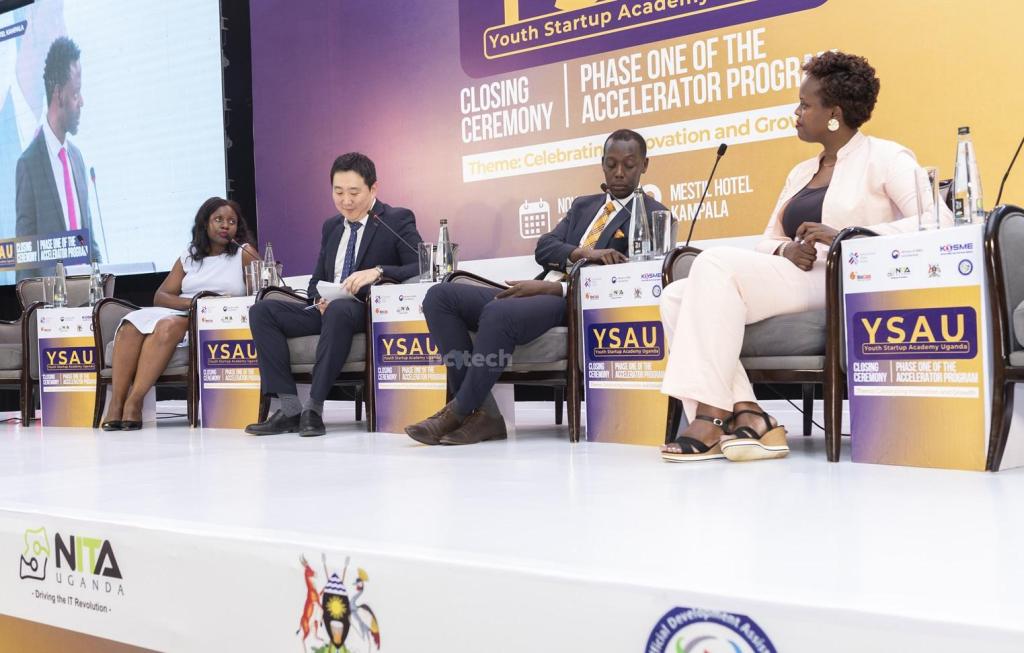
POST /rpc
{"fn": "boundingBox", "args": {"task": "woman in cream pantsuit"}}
[659,51,953,463]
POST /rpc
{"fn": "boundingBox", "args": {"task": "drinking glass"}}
[418,242,435,282]
[42,276,56,307]
[916,166,941,231]
[650,210,678,256]
[246,260,264,295]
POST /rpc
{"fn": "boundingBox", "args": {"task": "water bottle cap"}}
[439,219,448,224]
[958,126,970,135]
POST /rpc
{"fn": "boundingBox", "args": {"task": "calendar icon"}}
[518,199,550,239]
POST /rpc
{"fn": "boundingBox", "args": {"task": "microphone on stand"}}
[995,135,1024,206]
[600,182,634,214]
[684,143,728,248]
[89,167,111,263]
[370,208,420,255]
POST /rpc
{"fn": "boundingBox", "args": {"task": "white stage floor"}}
[2,400,1023,651]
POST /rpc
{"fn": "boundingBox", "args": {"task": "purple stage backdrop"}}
[251,1,1024,276]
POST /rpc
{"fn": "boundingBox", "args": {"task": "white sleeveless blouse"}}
[121,247,246,336]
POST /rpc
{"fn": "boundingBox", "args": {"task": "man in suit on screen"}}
[15,36,99,280]
[246,152,423,438]
[404,128,668,446]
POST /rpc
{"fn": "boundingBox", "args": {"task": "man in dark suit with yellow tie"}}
[246,152,423,437]
[405,129,668,445]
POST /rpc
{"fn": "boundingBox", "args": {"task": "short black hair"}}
[604,129,647,159]
[43,36,80,106]
[803,51,880,130]
[330,152,377,188]
[189,197,250,262]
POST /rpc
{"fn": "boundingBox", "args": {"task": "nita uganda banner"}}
[842,225,989,471]
[38,307,96,427]
[581,259,667,444]
[371,284,447,434]
[196,296,261,429]
[252,1,1024,275]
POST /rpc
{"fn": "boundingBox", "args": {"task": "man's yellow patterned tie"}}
[580,202,616,249]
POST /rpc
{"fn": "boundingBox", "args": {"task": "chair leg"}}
[824,377,842,462]
[20,381,31,426]
[665,397,682,445]
[258,393,270,423]
[554,387,564,425]
[93,381,107,428]
[802,384,814,436]
[988,382,1016,471]
[355,386,363,422]
[568,378,581,443]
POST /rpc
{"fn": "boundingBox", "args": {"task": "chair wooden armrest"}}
[256,285,307,305]
[443,269,508,290]
[662,245,703,285]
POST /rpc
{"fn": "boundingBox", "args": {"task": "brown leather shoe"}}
[404,402,464,445]
[439,410,507,446]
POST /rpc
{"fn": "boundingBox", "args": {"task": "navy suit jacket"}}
[307,199,422,301]
[534,193,668,273]
[15,128,98,266]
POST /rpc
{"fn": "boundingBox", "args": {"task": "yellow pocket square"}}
[613,229,626,239]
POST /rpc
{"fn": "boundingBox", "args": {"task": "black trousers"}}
[248,299,365,402]
[422,284,566,415]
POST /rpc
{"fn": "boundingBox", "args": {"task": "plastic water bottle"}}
[53,261,67,308]
[631,189,652,260]
[435,219,454,279]
[88,261,104,306]
[261,241,276,288]
[952,126,985,225]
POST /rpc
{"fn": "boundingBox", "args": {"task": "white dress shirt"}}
[544,193,636,294]
[41,118,82,231]
[333,213,370,282]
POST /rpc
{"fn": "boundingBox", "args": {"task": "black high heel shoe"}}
[100,420,123,431]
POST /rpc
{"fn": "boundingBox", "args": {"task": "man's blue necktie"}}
[340,221,363,281]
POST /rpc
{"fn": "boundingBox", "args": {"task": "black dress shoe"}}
[298,410,326,437]
[244,410,300,436]
[101,420,123,431]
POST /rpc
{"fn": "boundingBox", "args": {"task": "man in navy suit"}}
[15,37,99,281]
[246,152,422,437]
[405,129,668,446]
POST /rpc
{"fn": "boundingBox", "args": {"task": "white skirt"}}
[118,307,190,347]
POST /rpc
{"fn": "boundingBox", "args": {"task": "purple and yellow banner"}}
[196,297,261,429]
[0,229,93,272]
[371,284,447,434]
[580,260,667,444]
[37,307,97,427]
[843,226,989,471]
[252,1,1024,276]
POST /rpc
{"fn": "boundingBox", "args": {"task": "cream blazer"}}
[755,131,954,260]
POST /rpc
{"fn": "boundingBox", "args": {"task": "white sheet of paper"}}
[316,281,356,303]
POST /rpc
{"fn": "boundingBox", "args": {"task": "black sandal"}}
[661,415,727,463]
[720,410,789,461]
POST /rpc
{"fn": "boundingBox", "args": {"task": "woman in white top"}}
[101,197,258,430]
[659,51,953,463]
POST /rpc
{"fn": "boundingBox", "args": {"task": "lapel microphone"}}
[684,143,728,248]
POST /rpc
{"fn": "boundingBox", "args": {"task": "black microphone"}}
[89,167,110,262]
[995,135,1024,207]
[600,182,635,214]
[370,208,419,255]
[684,143,728,248]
